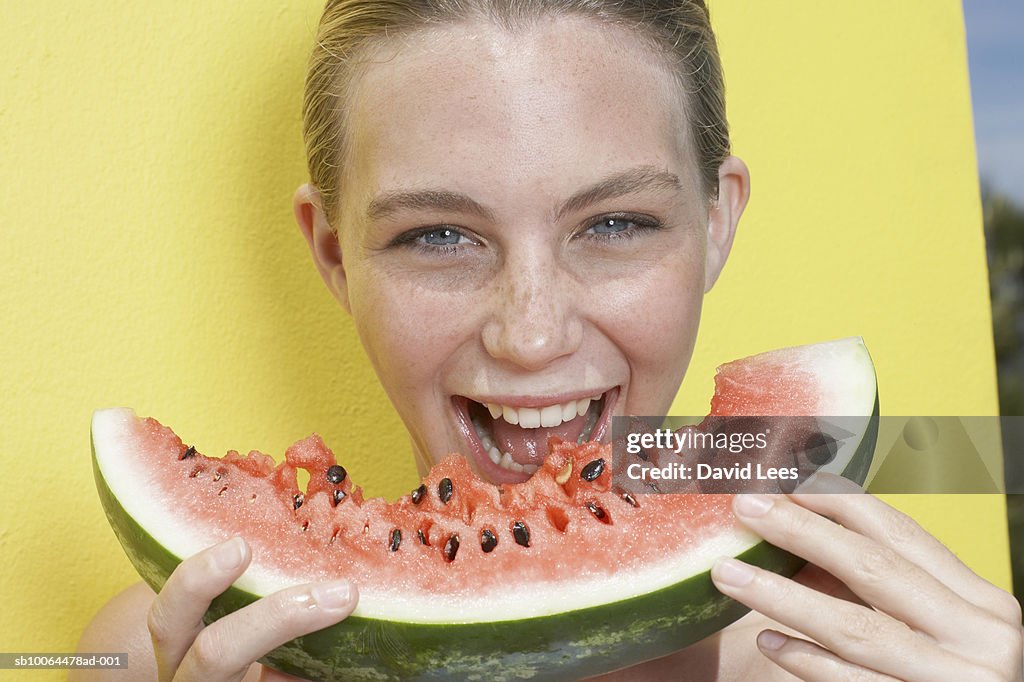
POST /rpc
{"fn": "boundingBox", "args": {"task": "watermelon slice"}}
[92,337,878,681]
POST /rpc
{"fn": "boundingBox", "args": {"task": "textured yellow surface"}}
[0,0,1008,674]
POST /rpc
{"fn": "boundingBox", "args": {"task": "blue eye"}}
[583,214,663,239]
[421,228,465,246]
[590,218,632,234]
[390,225,477,255]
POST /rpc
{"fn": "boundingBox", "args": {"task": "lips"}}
[452,389,617,484]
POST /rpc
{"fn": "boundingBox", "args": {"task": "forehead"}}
[342,16,695,211]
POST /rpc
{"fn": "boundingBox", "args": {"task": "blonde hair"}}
[302,0,729,225]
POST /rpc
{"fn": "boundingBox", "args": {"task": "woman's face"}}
[297,17,745,484]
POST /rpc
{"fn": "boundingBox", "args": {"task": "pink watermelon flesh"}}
[711,340,871,416]
[112,416,737,606]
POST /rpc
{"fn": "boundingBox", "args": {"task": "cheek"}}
[346,267,469,392]
[594,246,706,404]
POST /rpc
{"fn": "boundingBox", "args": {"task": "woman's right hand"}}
[148,536,357,682]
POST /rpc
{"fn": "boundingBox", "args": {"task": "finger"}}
[175,579,357,682]
[711,556,978,680]
[791,474,1020,624]
[731,493,992,642]
[756,629,901,682]
[149,536,250,681]
[792,563,866,607]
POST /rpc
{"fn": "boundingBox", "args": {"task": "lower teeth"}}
[487,445,537,474]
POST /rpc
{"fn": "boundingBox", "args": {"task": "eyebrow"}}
[366,189,496,223]
[553,165,683,222]
[365,165,682,223]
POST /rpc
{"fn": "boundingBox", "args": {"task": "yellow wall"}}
[0,0,1007,676]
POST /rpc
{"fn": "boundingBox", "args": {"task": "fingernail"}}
[734,494,773,517]
[312,580,353,610]
[213,536,245,571]
[712,557,755,588]
[758,630,788,651]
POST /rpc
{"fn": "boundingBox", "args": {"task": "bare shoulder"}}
[70,582,158,681]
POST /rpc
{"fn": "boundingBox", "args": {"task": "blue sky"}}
[963,0,1024,205]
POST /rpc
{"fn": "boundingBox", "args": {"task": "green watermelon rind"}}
[92,397,877,682]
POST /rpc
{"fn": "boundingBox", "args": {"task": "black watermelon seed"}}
[417,529,429,545]
[389,528,402,552]
[481,528,498,553]
[443,534,460,562]
[411,484,427,505]
[326,465,347,484]
[332,489,346,506]
[586,501,607,520]
[580,458,606,482]
[621,491,639,508]
[180,445,196,460]
[293,493,304,510]
[438,478,453,504]
[512,521,531,547]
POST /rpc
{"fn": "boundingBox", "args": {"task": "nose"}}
[481,251,584,371]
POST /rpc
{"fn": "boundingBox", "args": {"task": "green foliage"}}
[985,188,1024,613]
[984,188,1024,415]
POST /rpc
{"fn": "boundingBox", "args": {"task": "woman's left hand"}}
[711,474,1024,681]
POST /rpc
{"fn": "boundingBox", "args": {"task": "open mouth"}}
[453,388,618,483]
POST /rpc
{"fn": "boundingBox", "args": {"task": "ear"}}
[704,156,750,292]
[293,183,351,313]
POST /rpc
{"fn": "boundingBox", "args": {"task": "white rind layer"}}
[800,337,876,417]
[790,337,876,477]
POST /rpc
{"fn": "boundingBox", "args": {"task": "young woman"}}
[76,1,1023,679]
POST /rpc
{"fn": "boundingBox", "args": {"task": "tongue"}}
[491,413,590,465]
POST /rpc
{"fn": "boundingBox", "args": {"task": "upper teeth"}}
[485,396,599,429]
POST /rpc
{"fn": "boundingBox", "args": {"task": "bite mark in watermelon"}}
[92,337,878,681]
